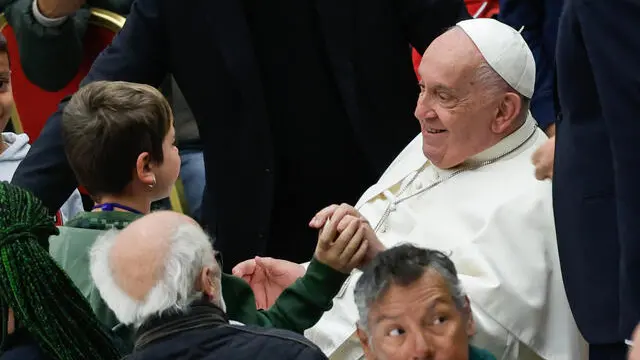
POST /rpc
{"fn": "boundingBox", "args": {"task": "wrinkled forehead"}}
[418,28,483,89]
[369,270,456,323]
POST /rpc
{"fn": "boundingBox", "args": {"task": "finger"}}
[534,164,548,181]
[339,224,366,263]
[309,204,339,228]
[339,203,360,218]
[254,256,274,267]
[349,238,370,270]
[337,215,359,233]
[232,258,257,277]
[255,256,280,274]
[329,204,354,231]
[332,219,361,255]
[318,217,339,250]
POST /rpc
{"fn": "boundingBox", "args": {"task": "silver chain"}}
[372,125,538,233]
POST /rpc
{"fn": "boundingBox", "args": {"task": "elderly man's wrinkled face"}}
[358,269,475,360]
[415,28,509,169]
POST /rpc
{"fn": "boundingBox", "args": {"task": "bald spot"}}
[109,211,198,301]
[418,27,485,96]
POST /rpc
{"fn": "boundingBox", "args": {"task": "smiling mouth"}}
[426,128,447,134]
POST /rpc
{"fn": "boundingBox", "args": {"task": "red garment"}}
[55,210,63,226]
[465,0,500,18]
[412,0,499,79]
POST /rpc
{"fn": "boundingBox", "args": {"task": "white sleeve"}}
[31,0,68,28]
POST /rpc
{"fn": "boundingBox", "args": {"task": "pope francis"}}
[234,19,586,360]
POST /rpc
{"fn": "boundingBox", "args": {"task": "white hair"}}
[474,61,531,124]
[89,222,223,328]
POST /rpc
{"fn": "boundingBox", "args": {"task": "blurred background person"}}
[554,1,640,359]
[2,0,205,221]
[0,182,121,360]
[0,33,83,225]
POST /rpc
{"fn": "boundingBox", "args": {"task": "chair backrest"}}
[0,8,124,140]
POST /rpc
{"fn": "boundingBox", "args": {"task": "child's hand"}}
[314,215,369,274]
[335,215,386,269]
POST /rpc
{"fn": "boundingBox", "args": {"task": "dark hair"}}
[62,81,172,197]
[0,182,121,359]
[354,244,465,330]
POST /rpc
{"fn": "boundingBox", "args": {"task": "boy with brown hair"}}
[49,80,368,351]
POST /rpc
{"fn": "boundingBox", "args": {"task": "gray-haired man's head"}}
[354,244,475,360]
[89,211,225,328]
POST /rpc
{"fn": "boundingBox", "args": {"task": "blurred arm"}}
[11,0,168,213]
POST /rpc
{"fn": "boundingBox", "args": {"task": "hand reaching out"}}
[232,203,388,309]
[232,256,305,309]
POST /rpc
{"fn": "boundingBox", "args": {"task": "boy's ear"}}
[135,152,155,186]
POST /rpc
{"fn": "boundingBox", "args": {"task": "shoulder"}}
[488,129,552,202]
[51,225,104,243]
[0,343,50,360]
[49,226,104,262]
[380,134,423,176]
[469,345,497,360]
[223,325,326,358]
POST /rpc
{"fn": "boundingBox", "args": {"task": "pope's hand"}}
[309,203,361,229]
[311,203,386,269]
[315,214,369,273]
[532,136,555,180]
[232,256,305,309]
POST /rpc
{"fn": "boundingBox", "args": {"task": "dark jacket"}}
[11,0,470,270]
[126,302,327,360]
[0,331,49,360]
[554,0,640,345]
[498,0,562,130]
[0,0,131,92]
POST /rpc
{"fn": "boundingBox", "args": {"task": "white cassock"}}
[305,115,587,360]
